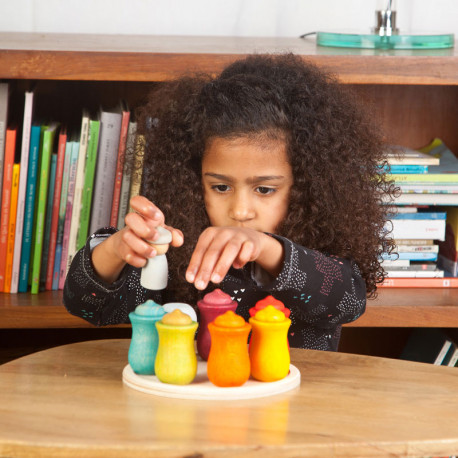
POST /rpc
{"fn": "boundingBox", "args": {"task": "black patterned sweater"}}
[63,228,367,351]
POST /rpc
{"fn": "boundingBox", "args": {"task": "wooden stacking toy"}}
[249,305,291,382]
[207,310,251,387]
[155,309,198,385]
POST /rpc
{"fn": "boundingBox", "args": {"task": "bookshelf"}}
[1,33,458,357]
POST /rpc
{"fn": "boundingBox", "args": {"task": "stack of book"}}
[400,328,458,367]
[381,139,458,288]
[0,83,142,294]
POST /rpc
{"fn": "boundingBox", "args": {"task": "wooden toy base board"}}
[122,361,300,400]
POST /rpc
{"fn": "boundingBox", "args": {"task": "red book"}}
[0,128,17,291]
[45,129,67,290]
[110,108,130,227]
[379,277,458,288]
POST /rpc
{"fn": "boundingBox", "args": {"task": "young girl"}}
[64,54,396,351]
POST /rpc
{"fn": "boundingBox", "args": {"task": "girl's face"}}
[202,136,293,234]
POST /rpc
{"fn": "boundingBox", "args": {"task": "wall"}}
[0,0,457,37]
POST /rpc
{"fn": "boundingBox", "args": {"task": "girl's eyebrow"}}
[204,172,285,183]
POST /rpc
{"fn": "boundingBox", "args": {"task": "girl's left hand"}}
[185,227,264,290]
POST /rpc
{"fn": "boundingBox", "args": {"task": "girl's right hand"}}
[118,195,184,268]
[91,196,183,283]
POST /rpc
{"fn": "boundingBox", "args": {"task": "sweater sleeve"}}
[255,234,367,328]
[63,227,163,326]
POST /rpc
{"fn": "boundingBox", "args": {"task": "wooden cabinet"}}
[1,33,457,357]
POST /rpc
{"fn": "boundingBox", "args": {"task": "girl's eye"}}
[256,186,276,195]
[212,184,230,193]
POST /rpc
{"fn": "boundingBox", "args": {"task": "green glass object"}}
[316,31,455,50]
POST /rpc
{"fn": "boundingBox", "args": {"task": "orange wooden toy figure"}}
[207,310,252,387]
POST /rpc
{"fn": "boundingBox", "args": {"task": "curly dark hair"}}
[136,53,397,303]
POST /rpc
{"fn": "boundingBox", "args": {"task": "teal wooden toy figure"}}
[128,300,165,375]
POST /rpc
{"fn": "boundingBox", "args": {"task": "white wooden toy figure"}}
[140,226,172,290]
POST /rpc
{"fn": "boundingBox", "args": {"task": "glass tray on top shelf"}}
[316,31,454,50]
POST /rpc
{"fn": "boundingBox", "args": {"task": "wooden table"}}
[0,340,457,457]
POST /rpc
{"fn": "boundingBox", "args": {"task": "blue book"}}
[391,212,446,220]
[388,165,428,174]
[382,252,438,262]
[18,125,41,292]
[39,153,57,290]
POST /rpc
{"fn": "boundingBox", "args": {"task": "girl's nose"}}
[229,194,255,223]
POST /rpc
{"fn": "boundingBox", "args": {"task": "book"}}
[0,128,17,291]
[18,125,42,292]
[441,341,458,366]
[0,82,8,207]
[382,252,438,262]
[52,140,73,290]
[117,121,137,229]
[128,134,145,212]
[387,215,446,242]
[76,119,100,249]
[10,90,34,293]
[39,153,57,290]
[384,269,444,278]
[394,193,458,206]
[58,140,79,290]
[44,129,67,290]
[30,123,58,294]
[399,184,458,194]
[89,109,122,234]
[437,206,458,277]
[66,114,89,270]
[379,277,458,288]
[400,328,455,365]
[386,145,440,166]
[446,346,458,367]
[396,244,439,253]
[110,106,130,227]
[388,165,429,174]
[4,162,20,292]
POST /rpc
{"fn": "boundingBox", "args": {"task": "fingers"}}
[120,196,183,267]
[186,228,259,290]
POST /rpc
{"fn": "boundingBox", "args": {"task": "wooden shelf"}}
[1,33,458,85]
[1,289,457,329]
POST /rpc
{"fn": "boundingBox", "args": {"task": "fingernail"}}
[186,271,195,282]
[195,280,206,290]
[211,273,221,283]
[152,210,161,220]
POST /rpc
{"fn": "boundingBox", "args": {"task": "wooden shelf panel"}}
[0,33,457,84]
[1,289,457,329]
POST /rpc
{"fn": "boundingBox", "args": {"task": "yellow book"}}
[4,163,20,292]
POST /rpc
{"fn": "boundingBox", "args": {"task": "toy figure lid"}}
[249,295,291,318]
[133,299,165,318]
[253,305,287,323]
[213,310,247,328]
[201,288,234,305]
[148,226,172,245]
[161,309,194,325]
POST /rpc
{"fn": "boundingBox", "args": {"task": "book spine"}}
[0,82,9,208]
[18,125,42,292]
[45,130,67,290]
[58,141,79,290]
[66,116,89,270]
[10,91,34,293]
[128,134,145,212]
[39,154,57,290]
[0,128,17,291]
[389,219,446,242]
[89,111,122,234]
[30,125,57,294]
[391,212,446,220]
[380,278,458,288]
[117,121,137,229]
[76,120,100,249]
[4,163,20,292]
[110,110,130,227]
[433,340,452,365]
[52,140,73,290]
